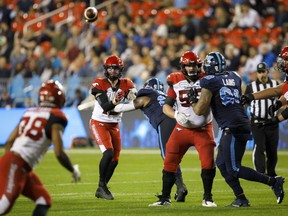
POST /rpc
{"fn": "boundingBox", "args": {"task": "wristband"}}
[280,107,288,120]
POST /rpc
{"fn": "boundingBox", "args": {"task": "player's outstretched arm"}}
[52,124,81,182]
[114,96,149,113]
[253,84,283,100]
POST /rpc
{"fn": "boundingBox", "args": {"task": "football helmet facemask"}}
[144,78,164,92]
[203,52,226,75]
[180,51,202,82]
[103,55,124,81]
[39,80,66,108]
[276,46,288,74]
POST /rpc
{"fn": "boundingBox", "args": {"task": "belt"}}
[251,116,267,124]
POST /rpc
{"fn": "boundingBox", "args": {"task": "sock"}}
[162,170,176,199]
[105,161,118,184]
[99,149,114,186]
[238,166,272,185]
[32,204,50,216]
[201,168,216,199]
[236,194,247,200]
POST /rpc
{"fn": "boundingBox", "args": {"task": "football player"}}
[89,55,136,200]
[149,51,217,207]
[191,51,285,206]
[113,77,188,202]
[241,46,288,124]
[0,80,81,215]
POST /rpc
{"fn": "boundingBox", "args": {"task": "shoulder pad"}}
[166,72,185,86]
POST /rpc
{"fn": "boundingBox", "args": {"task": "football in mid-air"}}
[84,7,98,23]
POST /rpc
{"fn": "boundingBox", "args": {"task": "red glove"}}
[113,89,124,104]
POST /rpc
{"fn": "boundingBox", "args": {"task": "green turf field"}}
[1,148,288,216]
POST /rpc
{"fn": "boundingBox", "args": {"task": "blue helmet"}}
[203,52,226,75]
[144,78,164,92]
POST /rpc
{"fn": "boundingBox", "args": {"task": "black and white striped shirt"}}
[244,78,279,120]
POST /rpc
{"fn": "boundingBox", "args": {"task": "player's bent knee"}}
[0,195,11,215]
[35,196,52,207]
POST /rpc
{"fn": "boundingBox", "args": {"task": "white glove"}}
[127,88,137,100]
[71,164,81,183]
[174,111,189,125]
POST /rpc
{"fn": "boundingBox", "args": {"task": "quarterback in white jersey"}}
[150,51,217,208]
[0,80,80,216]
[89,55,136,200]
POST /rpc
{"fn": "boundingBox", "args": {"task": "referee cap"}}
[257,62,269,72]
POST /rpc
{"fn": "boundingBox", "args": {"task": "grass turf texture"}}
[1,148,287,216]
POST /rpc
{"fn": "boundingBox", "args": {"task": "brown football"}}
[84,7,98,23]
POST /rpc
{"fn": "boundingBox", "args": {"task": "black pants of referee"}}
[251,123,279,177]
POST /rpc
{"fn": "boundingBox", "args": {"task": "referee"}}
[244,62,279,177]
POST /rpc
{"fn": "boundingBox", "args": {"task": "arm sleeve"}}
[114,100,136,112]
[165,96,175,107]
[96,93,116,112]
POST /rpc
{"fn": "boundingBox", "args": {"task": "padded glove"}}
[187,87,198,104]
[240,93,254,105]
[268,100,282,117]
[174,111,189,125]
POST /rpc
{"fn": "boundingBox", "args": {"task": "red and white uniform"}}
[89,78,135,159]
[90,78,135,123]
[167,72,212,128]
[164,72,215,172]
[0,107,67,215]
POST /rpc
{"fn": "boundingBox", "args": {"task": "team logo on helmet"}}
[39,80,66,108]
[103,55,124,81]
[180,51,202,82]
[203,52,226,75]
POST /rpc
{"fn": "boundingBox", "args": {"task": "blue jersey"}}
[137,88,167,129]
[200,71,250,130]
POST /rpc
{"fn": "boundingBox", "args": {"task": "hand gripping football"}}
[84,7,98,23]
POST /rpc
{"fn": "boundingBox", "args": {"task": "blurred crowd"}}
[0,0,288,108]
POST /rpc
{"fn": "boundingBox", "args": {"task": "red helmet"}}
[39,80,66,108]
[277,46,288,74]
[103,55,124,81]
[180,51,202,81]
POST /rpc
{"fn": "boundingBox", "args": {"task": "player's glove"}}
[174,111,189,125]
[261,117,279,127]
[187,87,198,104]
[112,89,124,105]
[240,93,254,105]
[268,100,282,117]
[71,164,81,183]
[127,88,137,100]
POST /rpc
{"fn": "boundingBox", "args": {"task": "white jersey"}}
[166,72,212,128]
[90,77,136,123]
[10,107,67,169]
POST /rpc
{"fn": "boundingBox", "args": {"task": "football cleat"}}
[272,176,285,204]
[148,199,171,207]
[202,198,217,207]
[149,195,171,207]
[95,185,114,200]
[228,198,250,207]
[174,188,188,202]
